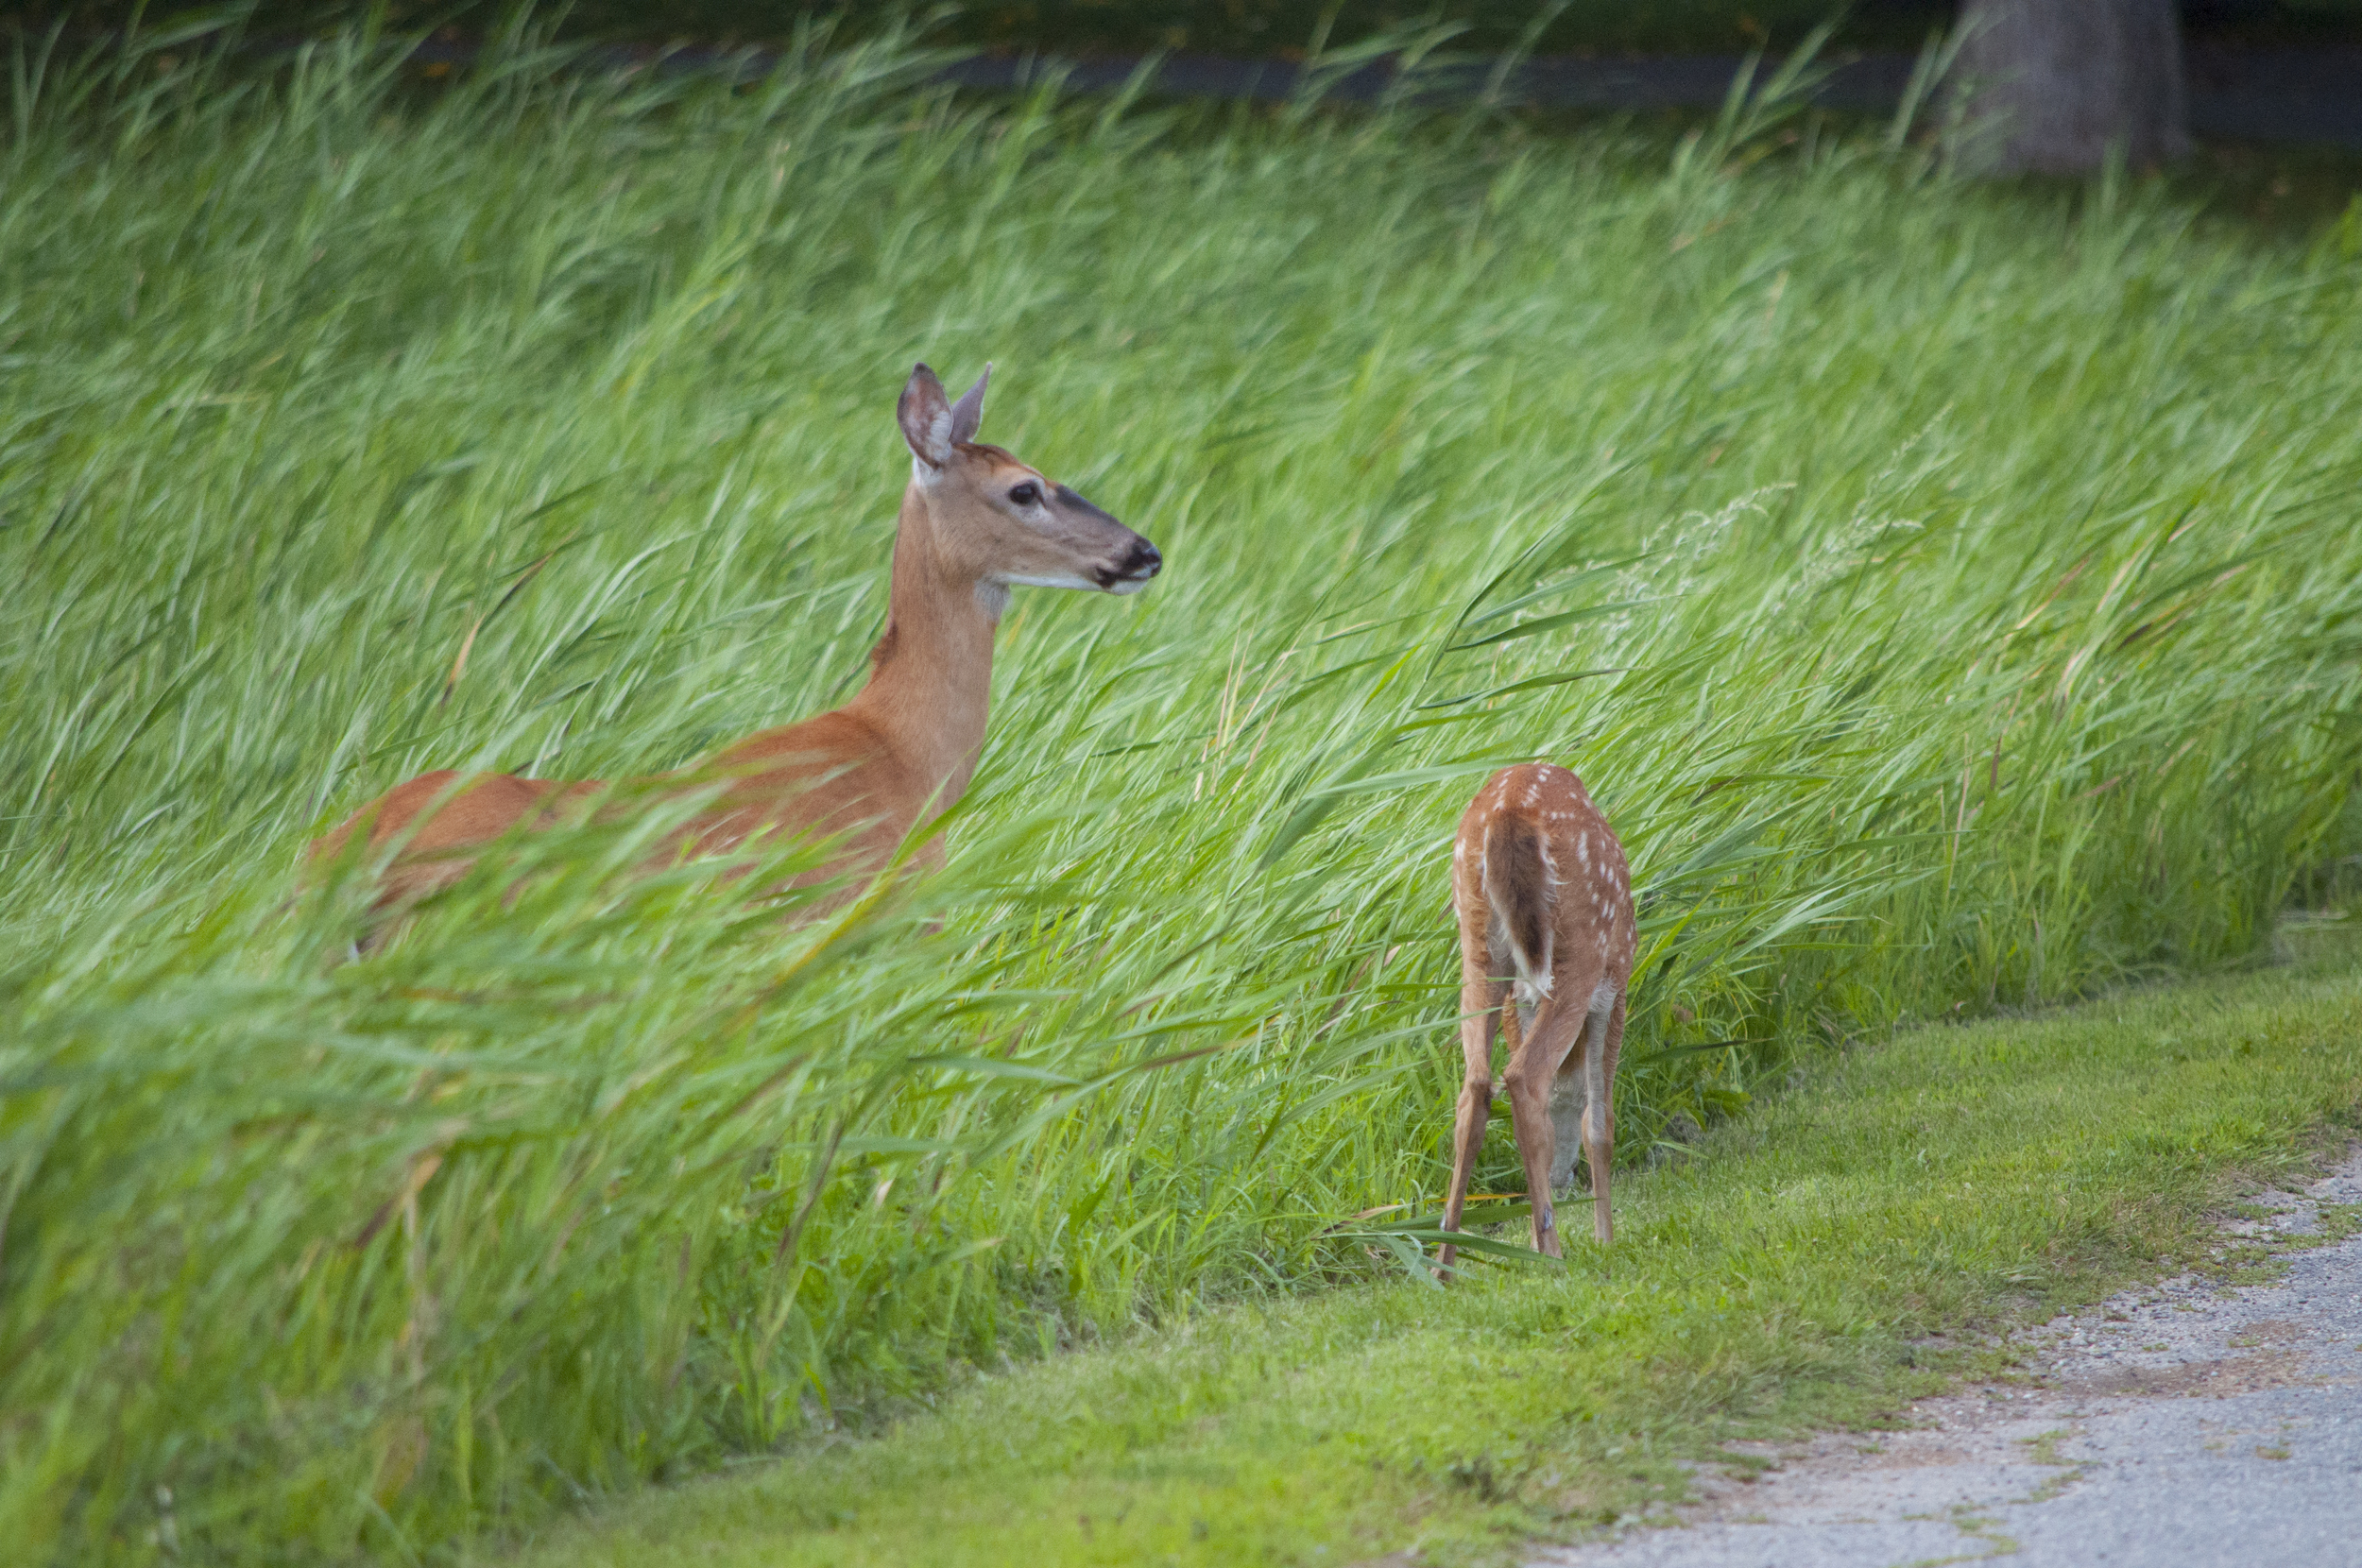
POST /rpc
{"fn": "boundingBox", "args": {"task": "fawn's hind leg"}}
[1500,993,1584,1258]
[1440,959,1509,1274]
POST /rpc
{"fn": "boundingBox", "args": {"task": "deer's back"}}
[308,709,916,909]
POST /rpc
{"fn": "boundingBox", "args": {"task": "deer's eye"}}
[1008,482,1042,507]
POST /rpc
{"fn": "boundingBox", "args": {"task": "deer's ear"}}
[948,364,990,446]
[898,364,954,468]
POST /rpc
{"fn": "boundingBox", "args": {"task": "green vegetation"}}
[508,958,2362,1568]
[3,14,2360,1565]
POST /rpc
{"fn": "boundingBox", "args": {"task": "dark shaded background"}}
[7,1,2361,52]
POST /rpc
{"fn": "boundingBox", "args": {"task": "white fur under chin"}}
[1104,574,1153,595]
[991,571,1103,591]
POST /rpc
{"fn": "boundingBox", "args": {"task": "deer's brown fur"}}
[310,364,1160,938]
[1442,761,1637,1264]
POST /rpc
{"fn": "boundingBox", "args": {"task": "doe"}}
[311,363,1160,928]
[1439,761,1636,1267]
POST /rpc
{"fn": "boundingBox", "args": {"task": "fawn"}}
[1440,762,1636,1267]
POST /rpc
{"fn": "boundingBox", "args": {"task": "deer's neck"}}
[841,483,1001,814]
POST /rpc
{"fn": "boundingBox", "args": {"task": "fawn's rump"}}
[1481,809,1554,1001]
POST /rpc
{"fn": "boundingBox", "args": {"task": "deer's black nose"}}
[1101,536,1161,593]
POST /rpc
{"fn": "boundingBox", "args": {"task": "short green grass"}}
[6,13,2362,1565]
[508,959,2362,1568]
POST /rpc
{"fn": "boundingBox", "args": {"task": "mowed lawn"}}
[508,953,2362,1567]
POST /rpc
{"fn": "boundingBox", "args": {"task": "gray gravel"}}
[1536,1149,2362,1568]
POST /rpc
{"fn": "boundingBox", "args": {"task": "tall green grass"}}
[2,16,2359,1564]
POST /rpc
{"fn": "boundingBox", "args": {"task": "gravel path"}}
[1535,1150,2362,1568]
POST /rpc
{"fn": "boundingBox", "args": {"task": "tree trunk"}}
[1954,0,2191,174]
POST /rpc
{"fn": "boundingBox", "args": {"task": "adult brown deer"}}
[311,363,1160,933]
[1438,762,1636,1268]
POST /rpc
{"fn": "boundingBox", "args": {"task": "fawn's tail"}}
[1481,811,1554,1004]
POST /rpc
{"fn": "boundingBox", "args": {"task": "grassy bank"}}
[509,959,2362,1567]
[3,15,2361,1564]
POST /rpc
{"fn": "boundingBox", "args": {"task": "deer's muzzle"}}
[1099,537,1162,594]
